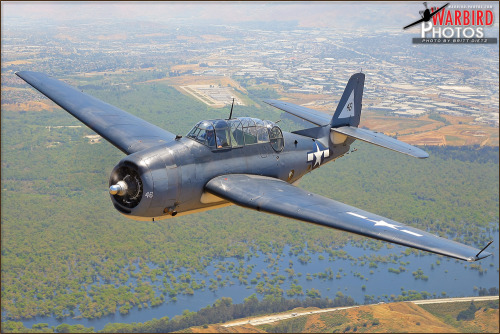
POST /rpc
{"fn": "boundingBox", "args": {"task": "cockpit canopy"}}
[187,117,284,151]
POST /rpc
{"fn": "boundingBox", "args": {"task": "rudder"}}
[331,73,365,128]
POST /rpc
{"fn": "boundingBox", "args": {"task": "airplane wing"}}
[205,174,492,262]
[430,3,450,17]
[404,3,449,30]
[403,17,425,30]
[263,99,330,126]
[16,71,176,154]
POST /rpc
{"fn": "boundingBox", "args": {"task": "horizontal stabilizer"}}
[332,126,428,158]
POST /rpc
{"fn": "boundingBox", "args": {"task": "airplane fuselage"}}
[110,130,351,221]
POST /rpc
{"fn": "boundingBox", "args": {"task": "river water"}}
[16,229,499,331]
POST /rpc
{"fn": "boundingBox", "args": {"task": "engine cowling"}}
[108,150,178,221]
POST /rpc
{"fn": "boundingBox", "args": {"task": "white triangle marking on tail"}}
[338,89,355,119]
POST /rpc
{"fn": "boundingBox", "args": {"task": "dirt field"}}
[2,101,58,112]
[3,60,33,66]
[361,113,498,147]
[366,303,457,333]
[137,75,246,93]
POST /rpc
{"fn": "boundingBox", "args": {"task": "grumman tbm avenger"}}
[16,71,493,262]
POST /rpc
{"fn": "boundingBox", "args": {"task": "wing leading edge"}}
[206,174,491,262]
[16,71,176,154]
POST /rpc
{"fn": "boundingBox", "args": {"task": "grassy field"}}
[180,300,499,333]
[420,300,500,333]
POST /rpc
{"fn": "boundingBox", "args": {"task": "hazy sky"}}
[2,2,496,29]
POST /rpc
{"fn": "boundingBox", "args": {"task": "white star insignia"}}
[346,212,422,237]
[312,143,324,167]
[307,143,329,168]
[370,219,400,230]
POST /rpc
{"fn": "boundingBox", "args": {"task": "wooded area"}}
[2,76,498,325]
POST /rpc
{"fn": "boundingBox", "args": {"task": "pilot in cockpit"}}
[202,128,222,148]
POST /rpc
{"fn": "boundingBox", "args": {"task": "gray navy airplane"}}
[16,71,492,262]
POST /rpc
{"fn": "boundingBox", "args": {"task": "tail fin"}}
[331,73,365,128]
[329,73,428,158]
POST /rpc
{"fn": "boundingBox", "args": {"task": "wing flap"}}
[16,71,176,154]
[332,126,429,158]
[206,174,490,262]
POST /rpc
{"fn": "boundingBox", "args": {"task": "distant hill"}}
[178,299,499,333]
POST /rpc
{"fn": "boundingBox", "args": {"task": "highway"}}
[222,295,499,328]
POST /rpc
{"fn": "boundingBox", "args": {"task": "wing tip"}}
[471,240,494,261]
[416,151,429,159]
[15,70,35,80]
[468,251,492,262]
[263,99,279,105]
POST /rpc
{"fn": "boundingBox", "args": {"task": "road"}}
[411,295,499,305]
[222,295,499,328]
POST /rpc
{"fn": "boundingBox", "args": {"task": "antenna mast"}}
[228,98,235,119]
